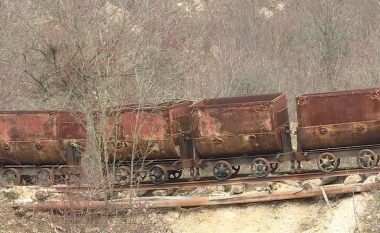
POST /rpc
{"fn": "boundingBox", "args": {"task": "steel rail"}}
[14,181,380,211]
[52,167,380,193]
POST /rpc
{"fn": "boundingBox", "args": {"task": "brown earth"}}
[0,177,379,233]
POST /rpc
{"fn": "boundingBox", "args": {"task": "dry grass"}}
[359,190,380,233]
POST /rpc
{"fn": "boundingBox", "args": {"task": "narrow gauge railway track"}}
[52,167,380,193]
[15,181,380,211]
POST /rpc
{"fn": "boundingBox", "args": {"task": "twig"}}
[320,186,334,215]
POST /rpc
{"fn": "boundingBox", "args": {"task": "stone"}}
[254,186,263,192]
[165,188,175,196]
[3,190,19,200]
[152,190,168,196]
[94,191,109,201]
[35,191,50,201]
[364,175,377,184]
[171,212,180,219]
[301,179,322,189]
[301,182,312,190]
[210,191,227,197]
[270,182,281,190]
[320,176,339,185]
[213,185,227,192]
[230,184,245,195]
[15,208,28,217]
[255,186,265,192]
[25,211,33,219]
[343,174,363,184]
[136,190,148,197]
[376,173,380,182]
[89,227,101,233]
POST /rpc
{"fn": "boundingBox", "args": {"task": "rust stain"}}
[104,101,192,161]
[0,111,86,165]
[190,93,289,158]
[296,88,380,150]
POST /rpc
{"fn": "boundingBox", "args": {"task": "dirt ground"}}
[0,180,379,233]
[164,193,374,233]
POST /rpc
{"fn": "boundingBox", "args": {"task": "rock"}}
[118,191,130,199]
[230,184,245,195]
[35,191,50,201]
[270,182,281,190]
[254,182,282,192]
[364,175,377,184]
[116,191,128,199]
[94,191,110,201]
[16,210,32,219]
[15,208,28,217]
[255,185,266,192]
[210,191,227,197]
[51,224,65,233]
[254,186,263,192]
[344,174,363,184]
[321,176,339,185]
[187,186,228,196]
[170,212,180,219]
[25,211,33,219]
[3,190,19,200]
[152,190,168,196]
[213,185,227,192]
[166,188,175,196]
[376,173,380,182]
[89,227,101,233]
[173,188,191,196]
[136,190,148,197]
[264,184,275,193]
[301,179,322,189]
[301,182,312,190]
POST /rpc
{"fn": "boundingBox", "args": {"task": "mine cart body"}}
[296,88,380,151]
[0,111,86,165]
[190,93,291,159]
[104,101,192,161]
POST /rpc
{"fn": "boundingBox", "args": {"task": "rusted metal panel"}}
[0,140,67,165]
[0,112,56,141]
[0,111,86,165]
[105,101,192,161]
[296,88,380,150]
[57,112,86,139]
[191,93,290,158]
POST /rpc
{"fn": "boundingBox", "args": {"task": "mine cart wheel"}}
[317,153,339,172]
[232,165,240,176]
[1,168,21,186]
[35,168,55,186]
[251,158,270,178]
[115,166,131,185]
[213,160,233,181]
[270,163,279,173]
[357,149,378,169]
[149,165,168,184]
[168,170,182,181]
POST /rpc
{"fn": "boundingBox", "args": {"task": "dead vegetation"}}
[0,0,379,232]
[0,0,379,115]
[1,174,378,233]
[359,191,380,233]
